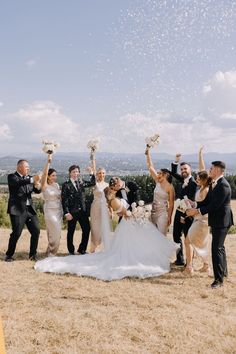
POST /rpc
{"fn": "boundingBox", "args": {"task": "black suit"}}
[197,177,234,283]
[6,172,41,258]
[116,181,139,222]
[61,175,96,254]
[171,163,197,263]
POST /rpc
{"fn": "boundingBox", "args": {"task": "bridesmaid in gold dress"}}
[41,154,63,256]
[145,146,175,235]
[89,152,109,252]
[183,147,212,276]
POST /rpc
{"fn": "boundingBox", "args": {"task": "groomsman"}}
[171,154,197,265]
[61,165,95,255]
[187,161,234,288]
[5,160,41,262]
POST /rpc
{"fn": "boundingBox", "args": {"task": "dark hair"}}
[109,176,119,187]
[68,165,80,174]
[47,168,57,183]
[197,170,212,188]
[17,159,28,165]
[180,162,191,168]
[212,161,226,170]
[48,168,57,176]
[161,168,172,183]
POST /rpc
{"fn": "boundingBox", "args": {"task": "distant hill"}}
[0,151,236,176]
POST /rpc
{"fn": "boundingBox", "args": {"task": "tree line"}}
[0,174,235,233]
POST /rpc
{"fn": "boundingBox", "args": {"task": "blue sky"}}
[0,0,236,155]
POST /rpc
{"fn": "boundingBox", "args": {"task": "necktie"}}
[75,180,79,191]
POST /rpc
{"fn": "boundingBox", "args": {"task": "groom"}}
[109,177,139,204]
[171,154,197,265]
[187,161,234,288]
[61,164,96,255]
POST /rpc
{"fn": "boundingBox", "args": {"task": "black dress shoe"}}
[78,250,87,255]
[29,255,38,261]
[69,252,75,255]
[5,256,14,262]
[174,260,185,266]
[211,280,223,289]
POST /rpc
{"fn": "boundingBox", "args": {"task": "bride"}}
[35,187,178,281]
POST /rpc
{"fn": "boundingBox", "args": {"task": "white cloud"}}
[203,70,236,123]
[25,58,37,69]
[203,71,236,94]
[0,102,4,107]
[12,101,81,150]
[220,112,236,120]
[0,123,12,140]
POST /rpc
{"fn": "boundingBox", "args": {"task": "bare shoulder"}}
[111,198,121,211]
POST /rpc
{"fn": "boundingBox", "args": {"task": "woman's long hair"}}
[197,170,212,190]
[47,168,57,183]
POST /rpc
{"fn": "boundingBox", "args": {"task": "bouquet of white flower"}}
[176,196,192,213]
[128,201,152,224]
[145,133,160,149]
[87,138,100,159]
[42,140,60,154]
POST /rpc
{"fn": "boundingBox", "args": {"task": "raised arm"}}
[145,147,159,182]
[41,154,52,192]
[90,152,96,175]
[198,146,205,171]
[171,153,183,182]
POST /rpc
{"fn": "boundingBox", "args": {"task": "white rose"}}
[138,200,145,206]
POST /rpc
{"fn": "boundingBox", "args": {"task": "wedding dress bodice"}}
[93,182,109,201]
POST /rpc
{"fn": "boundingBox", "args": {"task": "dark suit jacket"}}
[197,177,234,229]
[116,181,139,206]
[61,175,96,215]
[7,172,41,215]
[171,163,197,201]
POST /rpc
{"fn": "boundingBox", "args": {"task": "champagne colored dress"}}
[90,181,109,251]
[43,183,63,256]
[187,188,209,262]
[151,183,169,235]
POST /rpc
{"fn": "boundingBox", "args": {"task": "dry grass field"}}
[0,202,236,354]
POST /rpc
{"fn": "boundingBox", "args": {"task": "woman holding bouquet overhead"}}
[145,135,175,235]
[41,144,63,256]
[88,140,109,252]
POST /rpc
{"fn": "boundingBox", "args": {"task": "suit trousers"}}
[6,207,40,257]
[67,211,90,254]
[211,227,229,283]
[173,210,193,263]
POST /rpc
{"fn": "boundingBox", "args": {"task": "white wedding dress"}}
[35,199,178,281]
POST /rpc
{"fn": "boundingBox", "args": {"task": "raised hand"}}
[47,154,53,163]
[145,146,150,155]
[175,153,182,163]
[85,166,94,174]
[33,174,41,183]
